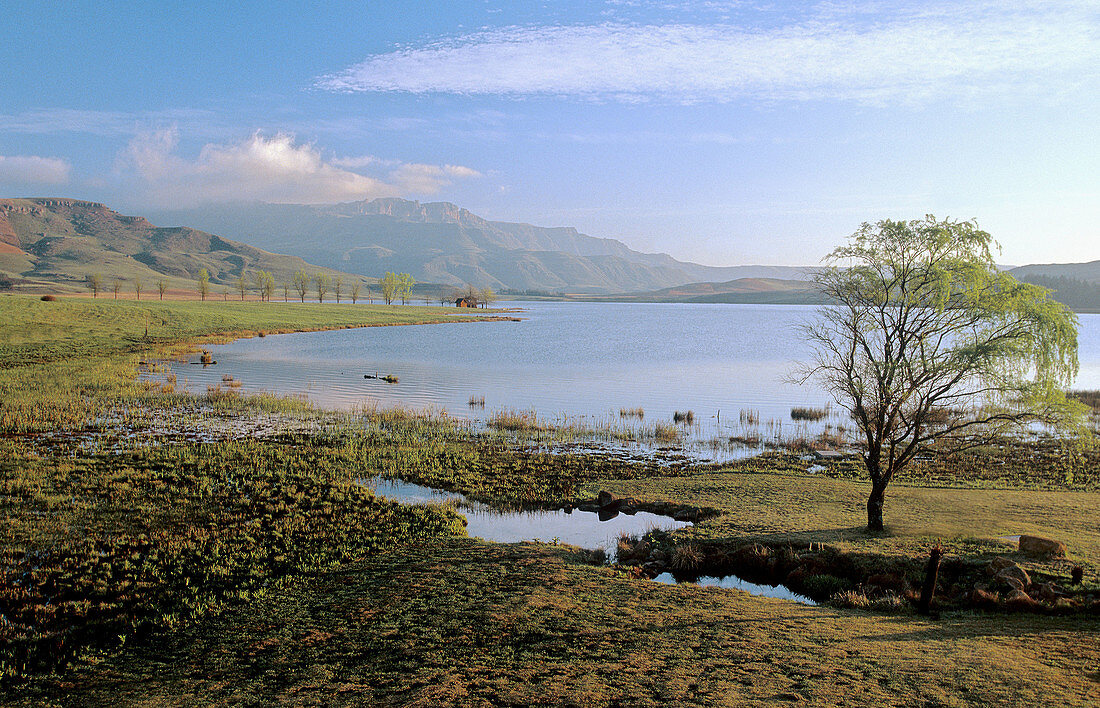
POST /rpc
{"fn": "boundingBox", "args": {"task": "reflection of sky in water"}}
[651,572,815,605]
[368,478,808,603]
[162,303,1100,436]
[366,478,691,554]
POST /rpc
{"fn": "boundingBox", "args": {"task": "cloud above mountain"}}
[317,2,1098,104]
[118,130,480,206]
[0,155,72,185]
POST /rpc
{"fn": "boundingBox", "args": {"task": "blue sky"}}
[1,0,1097,266]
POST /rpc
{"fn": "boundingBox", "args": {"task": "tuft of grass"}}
[619,407,644,419]
[488,408,543,432]
[468,395,486,407]
[673,410,695,425]
[790,405,829,421]
[739,408,760,425]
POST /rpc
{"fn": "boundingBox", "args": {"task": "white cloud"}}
[0,155,72,184]
[119,130,482,206]
[389,163,484,194]
[317,2,1099,104]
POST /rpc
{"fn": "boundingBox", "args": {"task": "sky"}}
[1,0,1097,266]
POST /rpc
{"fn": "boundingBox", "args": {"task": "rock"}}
[672,509,697,522]
[994,564,1031,590]
[988,558,1030,590]
[1004,589,1040,611]
[596,490,615,509]
[1019,535,1066,557]
[1037,582,1064,602]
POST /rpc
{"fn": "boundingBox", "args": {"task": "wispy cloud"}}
[0,108,216,136]
[118,130,482,206]
[0,155,72,184]
[317,2,1098,104]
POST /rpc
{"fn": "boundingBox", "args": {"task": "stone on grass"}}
[1018,535,1066,557]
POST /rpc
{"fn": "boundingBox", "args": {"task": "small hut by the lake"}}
[455,296,477,308]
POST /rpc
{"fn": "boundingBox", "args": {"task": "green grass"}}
[0,295,500,432]
[15,540,1099,707]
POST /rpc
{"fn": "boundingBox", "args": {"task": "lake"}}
[163,301,1100,444]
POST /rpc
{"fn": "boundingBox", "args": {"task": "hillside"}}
[151,199,813,294]
[0,198,360,294]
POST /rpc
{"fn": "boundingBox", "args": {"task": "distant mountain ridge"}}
[0,198,356,292]
[151,199,814,294]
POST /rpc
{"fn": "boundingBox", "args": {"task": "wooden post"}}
[917,544,943,615]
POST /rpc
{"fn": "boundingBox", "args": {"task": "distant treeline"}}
[1021,275,1100,312]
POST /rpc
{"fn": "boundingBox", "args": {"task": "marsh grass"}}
[619,407,644,419]
[790,405,829,421]
[672,410,695,425]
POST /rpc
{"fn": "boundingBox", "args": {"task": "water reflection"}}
[651,572,815,605]
[367,478,692,554]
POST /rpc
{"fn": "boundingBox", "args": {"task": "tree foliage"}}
[799,216,1084,531]
[197,268,210,301]
[315,273,331,303]
[293,270,310,302]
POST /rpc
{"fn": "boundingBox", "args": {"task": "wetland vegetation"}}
[2,294,1098,706]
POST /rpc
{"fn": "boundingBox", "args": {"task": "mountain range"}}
[2,197,1097,310]
[0,198,356,293]
[150,199,812,294]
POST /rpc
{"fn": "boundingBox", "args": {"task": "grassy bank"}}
[0,295,503,432]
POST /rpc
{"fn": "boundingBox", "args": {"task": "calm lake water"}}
[166,301,1100,440]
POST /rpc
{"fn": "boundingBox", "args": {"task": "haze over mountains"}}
[0,198,355,292]
[151,199,812,294]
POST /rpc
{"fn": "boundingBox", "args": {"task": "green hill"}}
[0,198,364,295]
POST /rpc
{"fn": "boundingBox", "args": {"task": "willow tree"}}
[799,216,1082,531]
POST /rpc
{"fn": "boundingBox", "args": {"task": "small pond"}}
[365,477,813,604]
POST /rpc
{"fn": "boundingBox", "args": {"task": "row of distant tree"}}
[83,269,498,307]
[1018,274,1100,312]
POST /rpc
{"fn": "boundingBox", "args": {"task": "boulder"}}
[994,565,1031,591]
[596,490,616,509]
[1004,589,1040,611]
[1019,535,1066,557]
[988,559,1030,589]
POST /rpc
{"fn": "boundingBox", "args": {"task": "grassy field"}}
[2,294,1098,706]
[13,540,1099,707]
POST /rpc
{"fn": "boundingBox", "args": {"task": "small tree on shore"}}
[351,281,361,304]
[380,272,399,305]
[480,286,496,309]
[156,279,167,300]
[798,216,1084,531]
[112,277,123,299]
[334,276,343,304]
[133,277,143,301]
[293,270,309,302]
[236,275,248,301]
[197,269,210,301]
[315,272,330,303]
[87,273,102,298]
[282,282,289,302]
[399,273,415,305]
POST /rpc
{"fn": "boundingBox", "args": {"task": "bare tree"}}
[112,277,123,299]
[334,276,343,304]
[87,273,102,298]
[236,275,248,301]
[133,276,143,300]
[351,281,361,304]
[156,279,168,300]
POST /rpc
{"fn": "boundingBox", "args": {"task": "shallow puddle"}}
[366,478,692,553]
[365,477,812,604]
[651,572,815,605]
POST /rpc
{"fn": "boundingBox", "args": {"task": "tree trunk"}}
[866,479,888,531]
[917,545,943,615]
